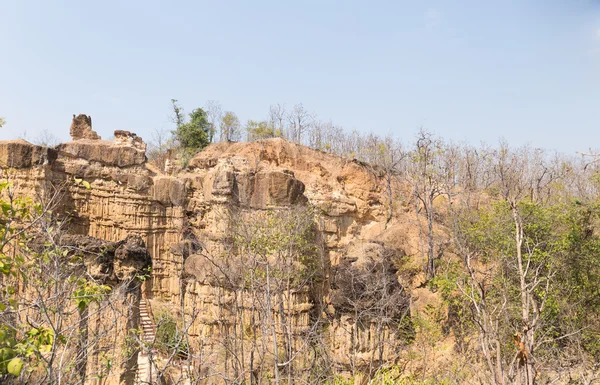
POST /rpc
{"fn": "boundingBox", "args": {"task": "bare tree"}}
[287,104,313,144]
[205,100,223,143]
[407,129,446,281]
[269,104,287,139]
[492,144,548,385]
[451,143,573,385]
[220,111,241,142]
[170,99,185,129]
[309,120,338,151]
[32,129,61,147]
[330,243,411,382]
[147,127,173,172]
[364,134,406,225]
[181,205,326,385]
[0,178,151,385]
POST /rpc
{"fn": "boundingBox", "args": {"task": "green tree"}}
[220,111,241,142]
[246,120,276,141]
[0,117,5,128]
[173,106,211,151]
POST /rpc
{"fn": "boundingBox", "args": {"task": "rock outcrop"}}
[0,129,412,384]
[59,234,152,283]
[114,130,147,152]
[0,139,57,168]
[70,114,101,140]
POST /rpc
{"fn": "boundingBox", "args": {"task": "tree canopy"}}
[171,100,211,151]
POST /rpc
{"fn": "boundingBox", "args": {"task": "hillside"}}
[0,119,598,385]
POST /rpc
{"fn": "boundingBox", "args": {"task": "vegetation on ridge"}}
[1,100,600,384]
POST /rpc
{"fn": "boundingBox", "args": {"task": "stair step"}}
[136,298,162,385]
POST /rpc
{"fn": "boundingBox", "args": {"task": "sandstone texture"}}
[0,133,416,384]
[70,114,101,140]
[0,139,57,168]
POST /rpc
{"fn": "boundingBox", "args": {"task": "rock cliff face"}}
[0,124,412,383]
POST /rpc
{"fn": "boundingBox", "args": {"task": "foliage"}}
[246,120,278,141]
[176,108,210,150]
[221,111,241,141]
[232,207,321,287]
[154,311,189,358]
[0,182,48,378]
[450,190,600,382]
[0,179,117,382]
[324,367,456,385]
[73,177,91,190]
[73,280,111,313]
[171,99,211,151]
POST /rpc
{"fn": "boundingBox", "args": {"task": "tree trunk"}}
[512,205,535,385]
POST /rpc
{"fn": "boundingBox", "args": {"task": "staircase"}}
[139,299,156,344]
[135,298,157,384]
[135,297,192,385]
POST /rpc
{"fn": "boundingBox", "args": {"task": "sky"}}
[1,0,599,154]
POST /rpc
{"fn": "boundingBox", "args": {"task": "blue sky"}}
[1,0,599,153]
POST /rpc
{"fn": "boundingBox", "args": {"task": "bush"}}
[154,311,189,358]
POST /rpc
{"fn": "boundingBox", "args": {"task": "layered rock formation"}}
[0,126,413,384]
[71,114,101,140]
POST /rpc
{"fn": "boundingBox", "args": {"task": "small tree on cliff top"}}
[221,111,241,142]
[171,99,211,151]
[246,120,277,141]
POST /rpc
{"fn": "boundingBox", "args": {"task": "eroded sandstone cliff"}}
[0,122,418,384]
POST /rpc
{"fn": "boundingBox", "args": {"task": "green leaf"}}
[0,347,14,361]
[7,357,23,376]
[82,181,91,190]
